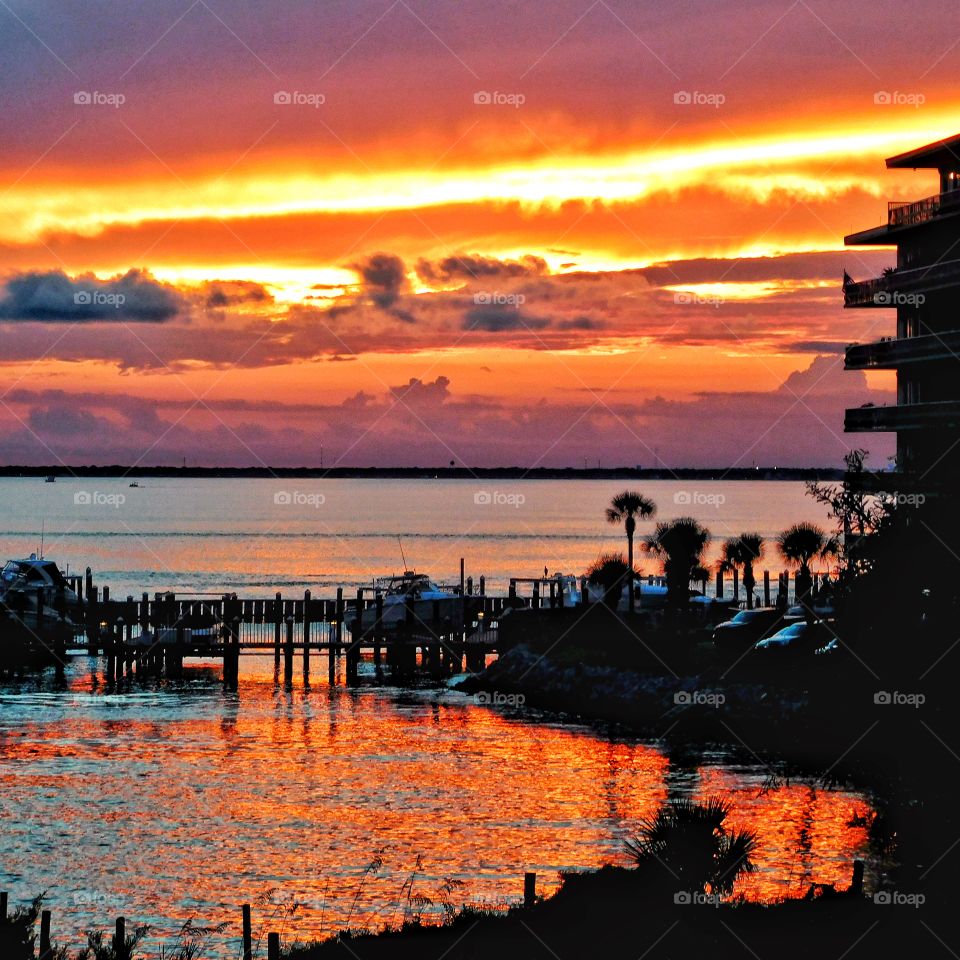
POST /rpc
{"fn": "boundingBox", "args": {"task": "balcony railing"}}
[888,189,960,227]
[845,331,960,369]
[843,256,960,306]
[846,400,960,432]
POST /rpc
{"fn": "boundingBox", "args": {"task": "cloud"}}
[416,253,548,283]
[390,375,451,407]
[352,252,408,309]
[0,269,185,322]
[202,280,272,309]
[462,303,550,332]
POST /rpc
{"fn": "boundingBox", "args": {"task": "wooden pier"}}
[29,561,831,686]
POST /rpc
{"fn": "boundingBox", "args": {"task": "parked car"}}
[753,620,833,655]
[712,607,784,650]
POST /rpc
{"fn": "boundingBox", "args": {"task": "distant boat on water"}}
[44,475,56,483]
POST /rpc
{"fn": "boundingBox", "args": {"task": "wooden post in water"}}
[39,909,51,958]
[479,575,485,596]
[267,932,280,960]
[732,568,739,603]
[302,590,311,680]
[1,890,7,921]
[850,859,864,897]
[335,587,344,653]
[763,570,770,607]
[373,594,383,666]
[274,592,282,671]
[532,580,540,610]
[509,579,517,599]
[429,599,442,675]
[241,904,253,960]
[580,576,589,606]
[460,557,465,598]
[715,568,723,599]
[524,872,537,908]
[284,616,294,686]
[114,917,126,960]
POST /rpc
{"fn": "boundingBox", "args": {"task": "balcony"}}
[843,257,960,307]
[888,189,960,227]
[846,400,960,432]
[845,331,960,369]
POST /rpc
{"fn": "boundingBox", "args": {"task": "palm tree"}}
[625,797,758,896]
[777,522,838,601]
[721,533,764,608]
[644,517,711,612]
[606,491,656,613]
[586,552,636,609]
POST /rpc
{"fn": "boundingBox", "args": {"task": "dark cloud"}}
[462,304,549,332]
[557,316,603,330]
[0,269,185,323]
[352,253,408,309]
[416,253,547,283]
[202,280,272,309]
[639,250,892,287]
[390,375,451,406]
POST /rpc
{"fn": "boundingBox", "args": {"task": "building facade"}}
[844,133,960,494]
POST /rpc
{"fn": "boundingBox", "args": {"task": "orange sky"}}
[0,0,955,466]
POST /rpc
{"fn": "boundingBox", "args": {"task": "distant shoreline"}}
[0,465,845,481]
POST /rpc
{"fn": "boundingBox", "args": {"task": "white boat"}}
[360,571,462,635]
[0,555,85,624]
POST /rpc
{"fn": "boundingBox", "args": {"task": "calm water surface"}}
[0,658,874,957]
[0,477,831,596]
[0,478,863,956]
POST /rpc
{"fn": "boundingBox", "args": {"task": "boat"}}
[0,588,75,667]
[360,571,462,635]
[129,481,140,488]
[44,475,56,483]
[0,555,85,624]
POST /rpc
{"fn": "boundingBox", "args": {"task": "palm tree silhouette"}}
[721,533,764,608]
[777,523,838,604]
[606,491,656,613]
[644,517,711,612]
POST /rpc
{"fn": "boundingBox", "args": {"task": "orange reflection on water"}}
[0,662,874,956]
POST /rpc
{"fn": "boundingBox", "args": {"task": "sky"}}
[0,0,955,468]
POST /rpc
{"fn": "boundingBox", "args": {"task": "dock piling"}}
[39,908,51,958]
[241,903,252,960]
[302,590,311,679]
[267,932,280,960]
[524,872,537,908]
